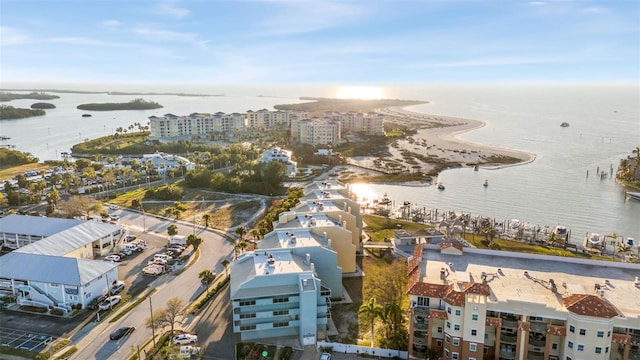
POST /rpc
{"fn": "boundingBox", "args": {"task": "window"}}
[568,341,573,349]
[447,321,451,328]
[455,309,461,316]
[606,346,609,353]
[569,325,575,333]
[240,313,256,319]
[273,297,289,303]
[239,299,256,306]
[437,326,443,333]
[597,330,604,338]
[552,343,558,350]
[579,328,586,336]
[444,349,449,358]
[273,321,289,328]
[417,297,430,306]
[445,334,450,343]
[472,313,479,321]
[447,307,452,314]
[240,324,256,331]
[607,330,611,337]
[471,329,477,336]
[273,310,289,316]
[469,343,477,352]
[453,338,459,346]
[577,344,584,351]
[452,352,459,360]
[454,324,460,331]
[436,339,443,347]
[595,347,602,354]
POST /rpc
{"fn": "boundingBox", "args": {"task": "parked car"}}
[142,265,165,275]
[125,235,137,242]
[320,353,332,360]
[98,295,122,310]
[87,294,108,310]
[104,254,121,262]
[109,214,120,221]
[109,325,135,340]
[172,334,198,345]
[110,281,125,295]
[108,204,119,210]
[148,258,167,266]
[178,345,200,358]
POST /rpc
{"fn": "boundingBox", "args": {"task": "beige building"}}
[148,112,245,141]
[246,109,307,130]
[324,111,385,136]
[407,244,640,360]
[290,117,341,146]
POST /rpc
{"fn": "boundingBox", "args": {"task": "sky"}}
[1,0,639,87]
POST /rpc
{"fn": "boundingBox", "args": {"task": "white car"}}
[172,334,198,345]
[320,353,332,360]
[104,254,121,262]
[110,281,125,295]
[98,295,122,310]
[109,214,120,221]
[108,204,119,210]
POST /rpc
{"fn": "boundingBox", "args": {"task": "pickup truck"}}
[142,264,165,275]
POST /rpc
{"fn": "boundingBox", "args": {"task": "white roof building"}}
[259,147,297,178]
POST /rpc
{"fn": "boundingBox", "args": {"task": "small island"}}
[77,98,163,111]
[31,102,56,109]
[0,105,46,120]
[0,91,60,102]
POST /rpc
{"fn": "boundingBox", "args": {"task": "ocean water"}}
[1,84,638,243]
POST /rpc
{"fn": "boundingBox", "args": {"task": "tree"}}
[250,228,261,242]
[221,258,231,278]
[167,224,178,236]
[359,297,383,347]
[198,270,216,295]
[187,234,203,250]
[423,347,441,360]
[235,226,246,241]
[202,213,211,228]
[145,297,185,336]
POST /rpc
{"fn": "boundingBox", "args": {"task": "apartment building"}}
[148,112,245,141]
[246,109,307,130]
[230,250,332,345]
[406,244,640,360]
[324,111,385,136]
[290,117,342,146]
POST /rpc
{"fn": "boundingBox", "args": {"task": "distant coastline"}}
[0,88,222,97]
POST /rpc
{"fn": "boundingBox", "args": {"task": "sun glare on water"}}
[335,86,386,100]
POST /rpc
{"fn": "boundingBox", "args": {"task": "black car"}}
[109,325,135,340]
[87,294,108,310]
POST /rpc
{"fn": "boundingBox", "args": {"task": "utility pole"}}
[149,296,156,347]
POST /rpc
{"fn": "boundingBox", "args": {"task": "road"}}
[70,209,235,360]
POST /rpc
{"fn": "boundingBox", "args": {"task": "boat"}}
[509,219,521,232]
[625,237,636,247]
[560,122,570,127]
[437,183,445,190]
[0,135,10,140]
[378,193,392,206]
[483,180,488,187]
[82,114,92,117]
[552,225,569,240]
[626,191,640,201]
[473,165,479,171]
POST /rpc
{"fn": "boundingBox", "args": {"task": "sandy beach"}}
[347,106,536,176]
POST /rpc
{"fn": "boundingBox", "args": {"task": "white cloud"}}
[579,6,610,14]
[102,19,122,27]
[132,26,209,48]
[154,1,190,19]
[257,0,370,36]
[0,26,31,46]
[415,56,562,68]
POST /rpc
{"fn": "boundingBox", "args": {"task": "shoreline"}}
[377,106,537,171]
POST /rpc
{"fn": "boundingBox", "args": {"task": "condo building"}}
[290,118,342,146]
[324,111,385,136]
[406,244,640,360]
[259,147,298,178]
[148,112,245,141]
[246,109,307,130]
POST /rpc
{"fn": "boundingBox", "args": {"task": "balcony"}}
[413,306,430,317]
[528,338,546,347]
[529,321,547,333]
[527,351,544,360]
[499,351,516,359]
[501,334,517,343]
[501,319,518,328]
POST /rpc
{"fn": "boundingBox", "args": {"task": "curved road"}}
[71,209,234,360]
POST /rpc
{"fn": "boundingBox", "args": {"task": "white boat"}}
[626,191,640,201]
[437,183,445,190]
[585,232,603,246]
[552,225,568,239]
[560,122,570,127]
[509,219,521,232]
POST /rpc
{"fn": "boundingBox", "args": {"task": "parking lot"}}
[0,326,55,353]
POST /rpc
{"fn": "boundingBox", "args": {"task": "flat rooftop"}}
[305,189,348,201]
[295,200,343,213]
[259,229,324,250]
[421,248,640,319]
[275,213,342,230]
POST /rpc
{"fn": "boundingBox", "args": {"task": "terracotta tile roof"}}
[612,333,631,345]
[441,242,463,251]
[442,286,466,306]
[563,294,619,318]
[408,282,448,297]
[428,309,448,320]
[460,282,491,296]
[407,268,420,290]
[547,325,566,336]
[485,317,501,327]
[408,245,423,274]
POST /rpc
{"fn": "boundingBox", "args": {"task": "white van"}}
[169,235,186,246]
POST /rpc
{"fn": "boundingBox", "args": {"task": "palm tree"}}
[359,297,383,347]
[202,214,211,228]
[250,228,261,242]
[221,258,231,278]
[198,270,216,295]
[235,226,246,241]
